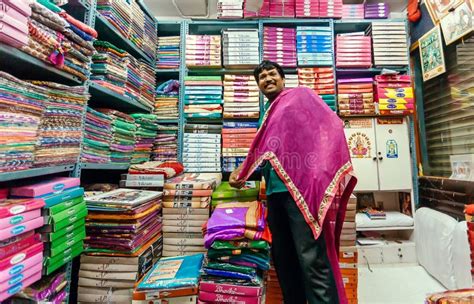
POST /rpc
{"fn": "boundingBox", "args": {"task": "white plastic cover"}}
[452,221,473,289]
[415,207,457,290]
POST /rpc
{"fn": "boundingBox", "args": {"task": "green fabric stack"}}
[130,114,159,164]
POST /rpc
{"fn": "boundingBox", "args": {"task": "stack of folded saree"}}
[10,270,68,303]
[80,189,163,303]
[129,0,144,50]
[130,114,159,164]
[32,81,88,167]
[96,0,131,40]
[211,181,260,210]
[97,109,136,165]
[126,55,142,102]
[91,41,129,95]
[184,76,223,121]
[143,14,157,63]
[199,201,271,303]
[223,74,260,119]
[81,107,112,164]
[0,72,45,172]
[155,80,180,119]
[139,60,156,111]
[156,36,180,69]
[21,1,95,81]
[222,121,258,172]
[152,123,179,162]
[161,173,222,257]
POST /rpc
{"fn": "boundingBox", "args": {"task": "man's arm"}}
[229,163,245,189]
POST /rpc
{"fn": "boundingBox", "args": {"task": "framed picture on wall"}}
[440,1,473,45]
[425,0,464,23]
[419,25,446,81]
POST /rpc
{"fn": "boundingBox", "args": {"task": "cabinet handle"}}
[378,156,383,161]
[373,157,377,161]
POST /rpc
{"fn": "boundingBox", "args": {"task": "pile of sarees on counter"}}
[22,0,96,81]
[31,81,88,167]
[199,201,271,303]
[130,114,159,164]
[97,109,136,165]
[81,107,112,164]
[154,79,179,119]
[79,188,163,303]
[91,40,129,95]
[0,72,45,172]
[152,123,179,162]
[161,173,222,257]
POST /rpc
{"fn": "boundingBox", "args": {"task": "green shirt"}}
[259,102,288,196]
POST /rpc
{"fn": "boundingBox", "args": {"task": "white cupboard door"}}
[343,118,379,191]
[375,118,413,191]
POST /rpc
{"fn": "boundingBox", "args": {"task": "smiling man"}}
[229,60,357,304]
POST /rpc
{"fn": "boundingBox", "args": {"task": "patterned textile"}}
[128,161,184,178]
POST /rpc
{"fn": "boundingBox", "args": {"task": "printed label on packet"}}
[9,205,26,215]
[10,253,26,265]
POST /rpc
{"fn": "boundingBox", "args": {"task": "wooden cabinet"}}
[343,117,413,191]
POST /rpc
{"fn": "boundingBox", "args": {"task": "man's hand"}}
[229,164,245,189]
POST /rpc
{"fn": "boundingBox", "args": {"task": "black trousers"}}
[267,191,339,304]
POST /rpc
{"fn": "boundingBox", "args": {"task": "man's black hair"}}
[253,60,285,82]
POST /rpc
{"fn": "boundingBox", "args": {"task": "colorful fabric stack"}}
[319,0,343,18]
[12,270,68,303]
[217,0,244,19]
[120,171,164,189]
[243,0,270,17]
[22,1,95,81]
[129,0,144,50]
[342,4,365,19]
[161,173,222,257]
[338,77,375,116]
[269,0,295,17]
[295,0,319,17]
[297,25,333,66]
[222,29,259,68]
[142,14,157,63]
[263,26,297,67]
[371,21,408,67]
[0,0,30,48]
[426,290,474,303]
[156,36,180,69]
[186,35,222,68]
[365,2,389,19]
[0,196,45,302]
[32,82,88,167]
[0,72,45,172]
[91,41,129,95]
[184,124,222,173]
[96,0,131,39]
[125,55,143,102]
[155,79,179,119]
[80,189,163,303]
[133,254,203,303]
[139,60,156,111]
[152,124,179,162]
[97,109,136,164]
[199,201,271,303]
[211,181,259,209]
[11,177,86,276]
[184,76,223,121]
[298,67,336,110]
[336,33,372,68]
[222,121,258,172]
[340,195,358,304]
[128,160,184,178]
[223,75,260,119]
[81,107,112,164]
[130,114,159,164]
[285,74,299,88]
[375,74,414,115]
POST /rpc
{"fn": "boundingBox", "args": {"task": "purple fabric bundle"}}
[364,3,389,19]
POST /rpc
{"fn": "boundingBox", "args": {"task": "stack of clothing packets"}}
[336,33,372,69]
[337,78,375,116]
[222,29,260,68]
[298,67,336,111]
[152,124,179,162]
[223,75,260,119]
[184,76,223,121]
[297,25,333,66]
[186,35,222,68]
[221,121,258,172]
[130,114,159,164]
[161,173,222,257]
[375,74,414,116]
[183,124,222,173]
[91,41,129,95]
[263,26,297,67]
[81,107,112,164]
[155,79,180,120]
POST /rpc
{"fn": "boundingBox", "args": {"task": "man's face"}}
[257,68,285,101]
